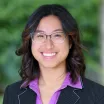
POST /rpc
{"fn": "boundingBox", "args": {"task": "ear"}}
[69,44,72,49]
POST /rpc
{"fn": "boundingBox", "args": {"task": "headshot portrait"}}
[3,4,104,104]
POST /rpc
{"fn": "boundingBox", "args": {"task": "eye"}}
[55,34,61,37]
[54,33,63,38]
[35,33,44,38]
[37,34,44,38]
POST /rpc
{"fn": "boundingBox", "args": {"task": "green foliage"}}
[0,96,3,104]
[0,0,101,90]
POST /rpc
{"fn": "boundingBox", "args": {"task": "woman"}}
[3,4,104,104]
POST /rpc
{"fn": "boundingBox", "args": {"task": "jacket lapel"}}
[57,86,80,104]
[17,87,36,104]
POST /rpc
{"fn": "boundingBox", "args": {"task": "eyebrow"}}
[35,29,63,33]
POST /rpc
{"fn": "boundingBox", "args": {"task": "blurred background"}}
[0,0,104,103]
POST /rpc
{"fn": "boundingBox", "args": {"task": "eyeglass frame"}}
[30,30,68,43]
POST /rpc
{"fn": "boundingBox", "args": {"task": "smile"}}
[42,52,57,57]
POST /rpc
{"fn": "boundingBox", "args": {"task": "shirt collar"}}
[60,72,83,90]
[21,72,83,89]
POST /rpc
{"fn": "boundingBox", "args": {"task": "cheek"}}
[63,40,70,51]
[59,42,70,57]
[31,43,39,57]
[64,42,70,56]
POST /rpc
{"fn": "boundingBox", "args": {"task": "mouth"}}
[41,52,57,59]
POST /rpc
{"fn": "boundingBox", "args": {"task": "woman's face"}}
[31,15,71,69]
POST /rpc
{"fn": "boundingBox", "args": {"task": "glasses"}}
[30,31,67,43]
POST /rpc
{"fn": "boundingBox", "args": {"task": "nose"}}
[45,35,54,49]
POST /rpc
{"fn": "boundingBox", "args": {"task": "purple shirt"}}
[29,72,82,104]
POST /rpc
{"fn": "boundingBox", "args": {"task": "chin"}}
[40,62,59,69]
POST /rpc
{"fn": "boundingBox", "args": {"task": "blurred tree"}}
[99,0,104,85]
[100,0,104,69]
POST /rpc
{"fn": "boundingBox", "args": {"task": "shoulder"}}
[82,77,104,103]
[83,77,104,89]
[4,80,23,95]
[7,80,23,89]
[3,80,24,104]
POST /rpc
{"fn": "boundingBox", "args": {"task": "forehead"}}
[36,15,63,33]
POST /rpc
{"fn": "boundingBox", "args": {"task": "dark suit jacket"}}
[3,78,104,104]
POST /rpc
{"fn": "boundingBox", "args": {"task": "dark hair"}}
[16,4,86,86]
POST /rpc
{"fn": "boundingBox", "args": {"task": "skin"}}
[31,15,72,104]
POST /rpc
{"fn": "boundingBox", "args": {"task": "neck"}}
[39,63,67,87]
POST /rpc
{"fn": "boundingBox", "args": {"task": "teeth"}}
[42,53,56,57]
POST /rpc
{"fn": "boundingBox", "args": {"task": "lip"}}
[41,52,57,60]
